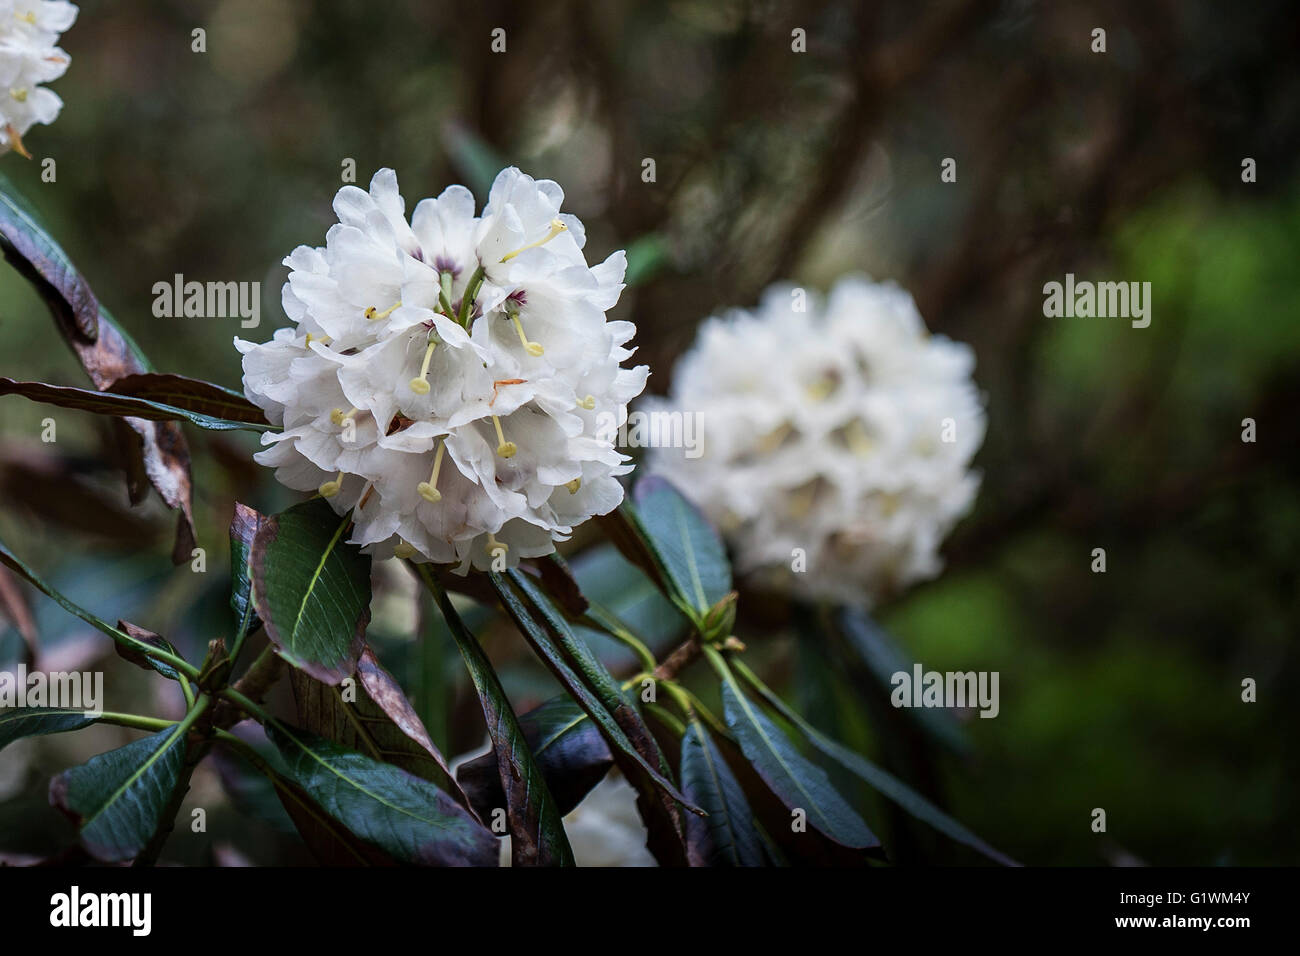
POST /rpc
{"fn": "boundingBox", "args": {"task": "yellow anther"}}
[305,332,332,346]
[318,471,344,498]
[577,394,595,410]
[10,88,27,103]
[330,406,359,426]
[565,478,581,494]
[805,378,836,401]
[500,218,567,262]
[394,540,416,559]
[846,420,874,457]
[487,534,508,559]
[409,338,437,394]
[416,441,445,503]
[365,300,402,321]
[492,416,516,458]
[508,312,544,356]
[17,11,36,24]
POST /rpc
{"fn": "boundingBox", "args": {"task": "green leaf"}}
[0,378,273,432]
[49,724,190,862]
[711,648,880,860]
[0,707,98,752]
[732,657,1018,866]
[417,566,573,867]
[681,717,766,866]
[457,693,612,819]
[265,720,499,867]
[0,535,196,679]
[631,475,732,621]
[492,569,694,865]
[251,498,371,684]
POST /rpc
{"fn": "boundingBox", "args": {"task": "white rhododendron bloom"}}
[0,1,76,157]
[238,168,648,571]
[647,276,985,604]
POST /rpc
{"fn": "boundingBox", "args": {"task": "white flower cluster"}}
[647,277,985,604]
[238,168,648,571]
[0,1,76,157]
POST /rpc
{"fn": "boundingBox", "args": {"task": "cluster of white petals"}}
[647,276,985,604]
[238,168,647,571]
[0,1,76,157]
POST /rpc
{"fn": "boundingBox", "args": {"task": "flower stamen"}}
[578,394,596,410]
[318,471,344,498]
[416,441,445,503]
[565,477,581,494]
[508,311,544,356]
[492,415,517,458]
[329,406,360,426]
[10,88,27,103]
[409,338,437,394]
[487,534,508,560]
[500,218,567,263]
[365,300,402,321]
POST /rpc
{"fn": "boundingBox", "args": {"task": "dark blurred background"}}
[1,0,1297,865]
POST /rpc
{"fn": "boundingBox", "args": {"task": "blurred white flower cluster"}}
[0,1,77,157]
[238,168,647,571]
[648,276,985,604]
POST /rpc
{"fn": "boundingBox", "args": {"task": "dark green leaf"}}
[0,707,98,752]
[418,566,573,867]
[251,498,370,684]
[457,693,612,819]
[265,720,498,867]
[0,378,272,432]
[0,536,195,678]
[681,718,766,866]
[493,569,693,865]
[713,650,880,860]
[631,475,732,621]
[733,657,1018,866]
[49,725,189,862]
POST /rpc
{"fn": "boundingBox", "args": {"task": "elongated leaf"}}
[109,373,268,425]
[712,649,880,861]
[457,693,612,819]
[497,570,693,808]
[114,620,181,681]
[251,498,370,684]
[288,645,466,804]
[733,658,1018,866]
[418,567,573,867]
[0,378,272,432]
[265,720,498,867]
[0,707,98,752]
[681,718,765,866]
[631,475,731,621]
[49,725,189,862]
[0,536,193,678]
[229,502,264,638]
[492,570,692,865]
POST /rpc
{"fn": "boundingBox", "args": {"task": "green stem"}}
[96,711,175,732]
[219,686,273,725]
[583,603,657,672]
[180,677,196,710]
[457,265,485,326]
